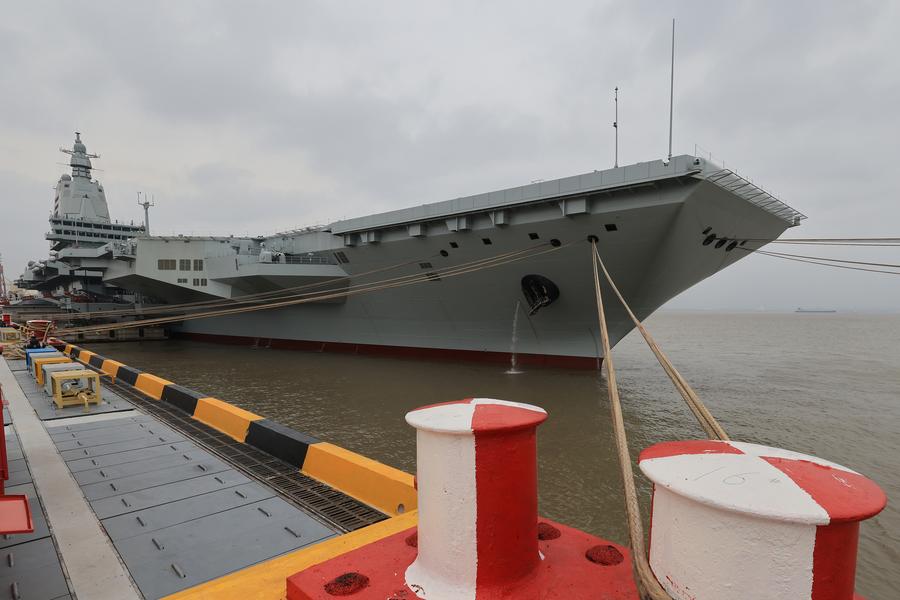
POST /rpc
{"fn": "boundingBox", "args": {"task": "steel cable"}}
[56,242,570,336]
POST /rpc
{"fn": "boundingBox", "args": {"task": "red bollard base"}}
[286,519,638,599]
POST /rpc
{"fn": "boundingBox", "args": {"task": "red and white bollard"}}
[286,398,637,599]
[639,440,887,600]
[404,398,547,598]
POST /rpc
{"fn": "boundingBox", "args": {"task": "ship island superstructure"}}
[17,134,144,306]
[19,134,805,366]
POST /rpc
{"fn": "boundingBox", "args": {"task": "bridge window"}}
[158,259,176,270]
[179,259,191,270]
[193,259,204,271]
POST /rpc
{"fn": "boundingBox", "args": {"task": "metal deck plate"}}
[54,425,183,451]
[101,482,275,541]
[90,470,253,519]
[0,537,70,600]
[6,458,32,488]
[72,449,212,486]
[47,413,153,433]
[5,363,386,598]
[66,440,196,472]
[58,432,186,461]
[42,413,341,598]
[51,420,179,444]
[112,496,334,599]
[106,380,388,532]
[81,459,233,501]
[5,360,25,372]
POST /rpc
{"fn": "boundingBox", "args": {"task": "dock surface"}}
[0,356,381,599]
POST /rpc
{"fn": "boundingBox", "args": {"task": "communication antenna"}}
[667,18,676,161]
[613,86,619,168]
[137,192,155,235]
[0,253,7,301]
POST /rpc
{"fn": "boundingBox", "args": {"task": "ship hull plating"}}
[174,179,790,366]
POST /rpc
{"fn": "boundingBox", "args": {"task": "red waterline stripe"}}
[172,331,602,369]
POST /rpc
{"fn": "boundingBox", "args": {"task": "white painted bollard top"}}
[639,439,886,600]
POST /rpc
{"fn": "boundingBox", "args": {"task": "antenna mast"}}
[0,254,7,302]
[613,86,619,168]
[667,18,675,161]
[137,192,155,235]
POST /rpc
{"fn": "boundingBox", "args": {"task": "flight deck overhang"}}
[327,155,806,238]
[328,155,704,236]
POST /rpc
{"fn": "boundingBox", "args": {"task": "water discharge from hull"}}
[506,300,523,375]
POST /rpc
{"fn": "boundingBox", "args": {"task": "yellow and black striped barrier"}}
[59,343,416,517]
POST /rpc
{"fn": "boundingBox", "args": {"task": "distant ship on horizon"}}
[796,308,837,313]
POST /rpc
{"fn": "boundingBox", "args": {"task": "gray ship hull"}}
[172,171,793,367]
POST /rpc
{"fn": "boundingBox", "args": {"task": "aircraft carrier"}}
[18,134,805,367]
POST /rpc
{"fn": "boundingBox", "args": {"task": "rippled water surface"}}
[90,312,900,598]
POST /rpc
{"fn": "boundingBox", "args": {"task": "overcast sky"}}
[2,1,898,311]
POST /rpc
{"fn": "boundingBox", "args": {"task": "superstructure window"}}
[449,242,459,248]
[605,224,618,232]
[419,262,433,269]
[158,259,176,270]
[193,259,204,271]
[193,278,200,286]
[177,278,188,283]
[482,238,492,245]
[179,259,191,271]
[528,232,539,240]
[201,278,207,286]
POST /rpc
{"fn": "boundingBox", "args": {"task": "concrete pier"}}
[0,355,388,599]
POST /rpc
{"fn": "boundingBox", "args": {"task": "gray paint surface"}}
[0,359,141,600]
[44,390,339,599]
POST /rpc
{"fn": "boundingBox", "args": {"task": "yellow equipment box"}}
[49,370,102,410]
[33,356,75,386]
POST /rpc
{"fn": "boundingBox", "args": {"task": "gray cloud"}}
[1,1,898,310]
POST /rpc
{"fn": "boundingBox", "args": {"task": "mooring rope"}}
[592,244,728,440]
[38,245,548,321]
[590,240,672,600]
[748,249,900,276]
[56,242,572,336]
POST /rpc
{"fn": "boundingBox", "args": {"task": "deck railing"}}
[703,168,807,226]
